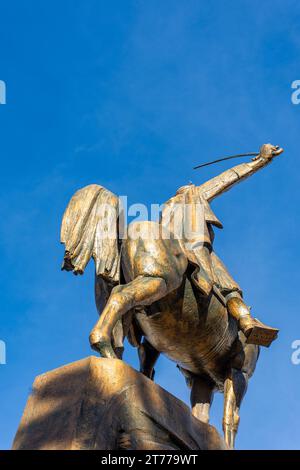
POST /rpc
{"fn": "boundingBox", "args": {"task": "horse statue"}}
[60,143,283,448]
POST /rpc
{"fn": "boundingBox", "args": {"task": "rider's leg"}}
[210,252,279,347]
[190,375,215,424]
[89,275,167,358]
[223,368,248,449]
[138,338,160,380]
[226,292,278,347]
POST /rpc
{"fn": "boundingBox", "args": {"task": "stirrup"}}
[244,318,279,347]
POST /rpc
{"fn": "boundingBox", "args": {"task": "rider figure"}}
[162,143,283,347]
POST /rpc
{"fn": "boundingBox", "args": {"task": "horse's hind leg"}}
[190,375,215,424]
[138,338,160,380]
[223,368,248,449]
[89,275,167,358]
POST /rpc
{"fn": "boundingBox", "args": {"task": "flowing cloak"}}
[161,184,241,297]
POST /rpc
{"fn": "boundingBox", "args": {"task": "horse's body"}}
[134,275,239,388]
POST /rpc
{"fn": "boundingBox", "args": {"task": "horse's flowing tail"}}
[60,184,120,284]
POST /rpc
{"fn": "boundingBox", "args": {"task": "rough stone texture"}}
[12,357,227,450]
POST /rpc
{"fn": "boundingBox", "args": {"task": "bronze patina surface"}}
[61,143,283,448]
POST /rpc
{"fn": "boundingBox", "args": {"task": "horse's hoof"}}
[141,368,155,381]
[92,341,117,359]
[223,425,235,449]
[89,332,117,359]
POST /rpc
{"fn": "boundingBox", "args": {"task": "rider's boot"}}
[226,295,279,347]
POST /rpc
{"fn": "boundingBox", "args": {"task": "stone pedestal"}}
[12,357,226,450]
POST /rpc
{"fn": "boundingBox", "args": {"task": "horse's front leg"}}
[223,368,248,449]
[89,275,167,358]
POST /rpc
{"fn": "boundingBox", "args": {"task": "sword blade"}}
[193,152,259,170]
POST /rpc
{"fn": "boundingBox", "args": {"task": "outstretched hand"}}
[252,143,284,161]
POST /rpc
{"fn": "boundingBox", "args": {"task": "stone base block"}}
[12,357,226,450]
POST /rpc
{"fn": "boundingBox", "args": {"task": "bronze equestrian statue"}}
[60,143,283,448]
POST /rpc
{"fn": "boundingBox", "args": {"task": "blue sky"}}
[1,0,300,450]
